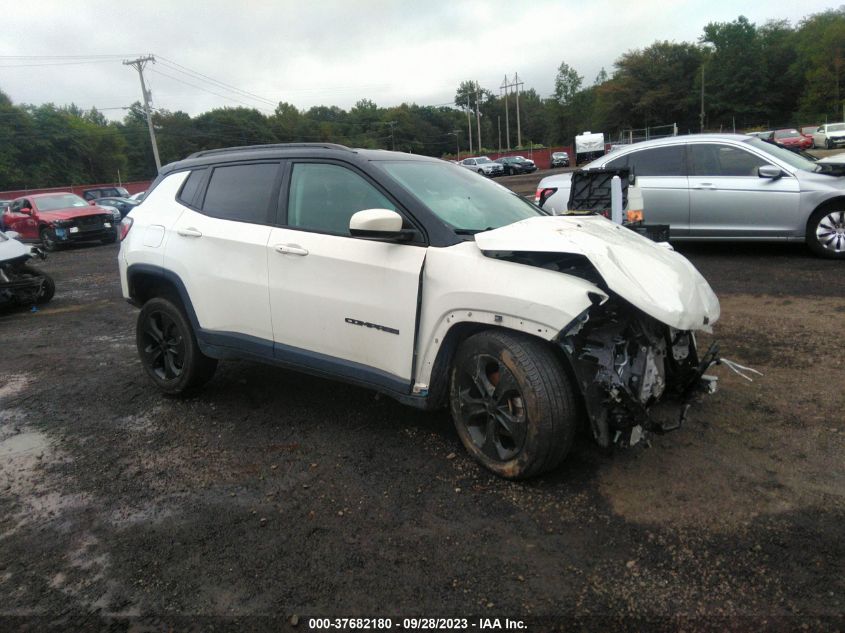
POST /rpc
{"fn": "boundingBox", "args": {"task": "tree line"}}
[1,8,844,190]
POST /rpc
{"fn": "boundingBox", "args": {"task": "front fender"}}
[413,242,603,390]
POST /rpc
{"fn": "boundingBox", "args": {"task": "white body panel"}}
[167,208,273,341]
[474,216,720,332]
[267,227,426,381]
[119,171,189,297]
[414,241,602,388]
[0,231,32,261]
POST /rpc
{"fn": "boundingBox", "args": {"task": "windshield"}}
[35,194,89,211]
[380,160,544,233]
[552,152,566,157]
[774,130,800,139]
[476,157,492,164]
[829,124,845,132]
[744,137,821,172]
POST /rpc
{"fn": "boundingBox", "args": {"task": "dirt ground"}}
[1,233,844,631]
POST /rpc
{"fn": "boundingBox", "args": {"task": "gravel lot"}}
[1,215,844,631]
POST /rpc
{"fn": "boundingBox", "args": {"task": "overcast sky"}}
[0,0,839,120]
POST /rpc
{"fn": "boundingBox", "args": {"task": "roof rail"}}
[187,143,353,159]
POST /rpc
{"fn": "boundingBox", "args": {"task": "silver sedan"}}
[535,133,845,258]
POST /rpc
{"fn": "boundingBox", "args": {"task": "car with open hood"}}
[119,143,721,479]
[2,192,117,251]
[535,133,845,258]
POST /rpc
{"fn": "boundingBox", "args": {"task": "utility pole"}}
[466,96,473,155]
[475,81,482,153]
[501,75,510,150]
[497,116,501,151]
[502,72,525,149]
[123,54,161,172]
[699,64,705,133]
[388,121,396,151]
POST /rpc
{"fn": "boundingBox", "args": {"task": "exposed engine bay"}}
[558,298,718,449]
[486,249,719,449]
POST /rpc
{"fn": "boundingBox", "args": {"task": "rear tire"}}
[807,206,845,259]
[136,297,218,394]
[449,330,578,479]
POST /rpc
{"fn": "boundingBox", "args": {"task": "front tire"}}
[40,227,58,252]
[827,138,833,149]
[807,207,845,258]
[19,265,55,304]
[449,330,578,479]
[136,297,217,394]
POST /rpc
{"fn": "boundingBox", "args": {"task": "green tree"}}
[553,61,583,106]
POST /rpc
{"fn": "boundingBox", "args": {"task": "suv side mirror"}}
[349,209,414,241]
[758,165,784,179]
[21,207,32,215]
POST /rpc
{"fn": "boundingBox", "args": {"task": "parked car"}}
[119,143,721,479]
[0,230,55,307]
[459,156,504,177]
[494,155,537,175]
[800,125,819,136]
[534,133,845,258]
[82,186,130,201]
[2,193,117,251]
[812,123,845,149]
[773,128,813,151]
[0,200,10,231]
[95,196,141,219]
[747,130,774,142]
[550,151,570,168]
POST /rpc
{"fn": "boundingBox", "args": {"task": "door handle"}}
[274,243,309,256]
[177,227,203,238]
[693,183,716,190]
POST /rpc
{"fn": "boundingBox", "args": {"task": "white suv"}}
[118,143,720,479]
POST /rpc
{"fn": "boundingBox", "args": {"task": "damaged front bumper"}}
[557,298,719,449]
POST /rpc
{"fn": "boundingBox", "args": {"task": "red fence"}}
[0,179,152,201]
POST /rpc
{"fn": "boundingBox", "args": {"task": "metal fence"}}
[616,123,678,145]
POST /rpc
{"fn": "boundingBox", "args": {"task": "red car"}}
[2,193,117,251]
[773,128,813,151]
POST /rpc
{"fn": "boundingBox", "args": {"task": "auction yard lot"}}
[1,226,844,629]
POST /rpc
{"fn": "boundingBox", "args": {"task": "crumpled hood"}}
[475,215,720,331]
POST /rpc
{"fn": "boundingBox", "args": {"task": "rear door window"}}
[626,146,687,176]
[201,163,279,224]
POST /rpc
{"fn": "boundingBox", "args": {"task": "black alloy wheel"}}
[136,297,217,394]
[449,330,577,479]
[454,352,527,462]
[140,308,187,381]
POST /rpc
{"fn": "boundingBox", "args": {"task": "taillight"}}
[118,216,134,241]
[535,187,558,207]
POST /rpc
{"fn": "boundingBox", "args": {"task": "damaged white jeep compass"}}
[118,143,720,479]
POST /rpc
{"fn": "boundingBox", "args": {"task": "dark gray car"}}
[536,133,845,258]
